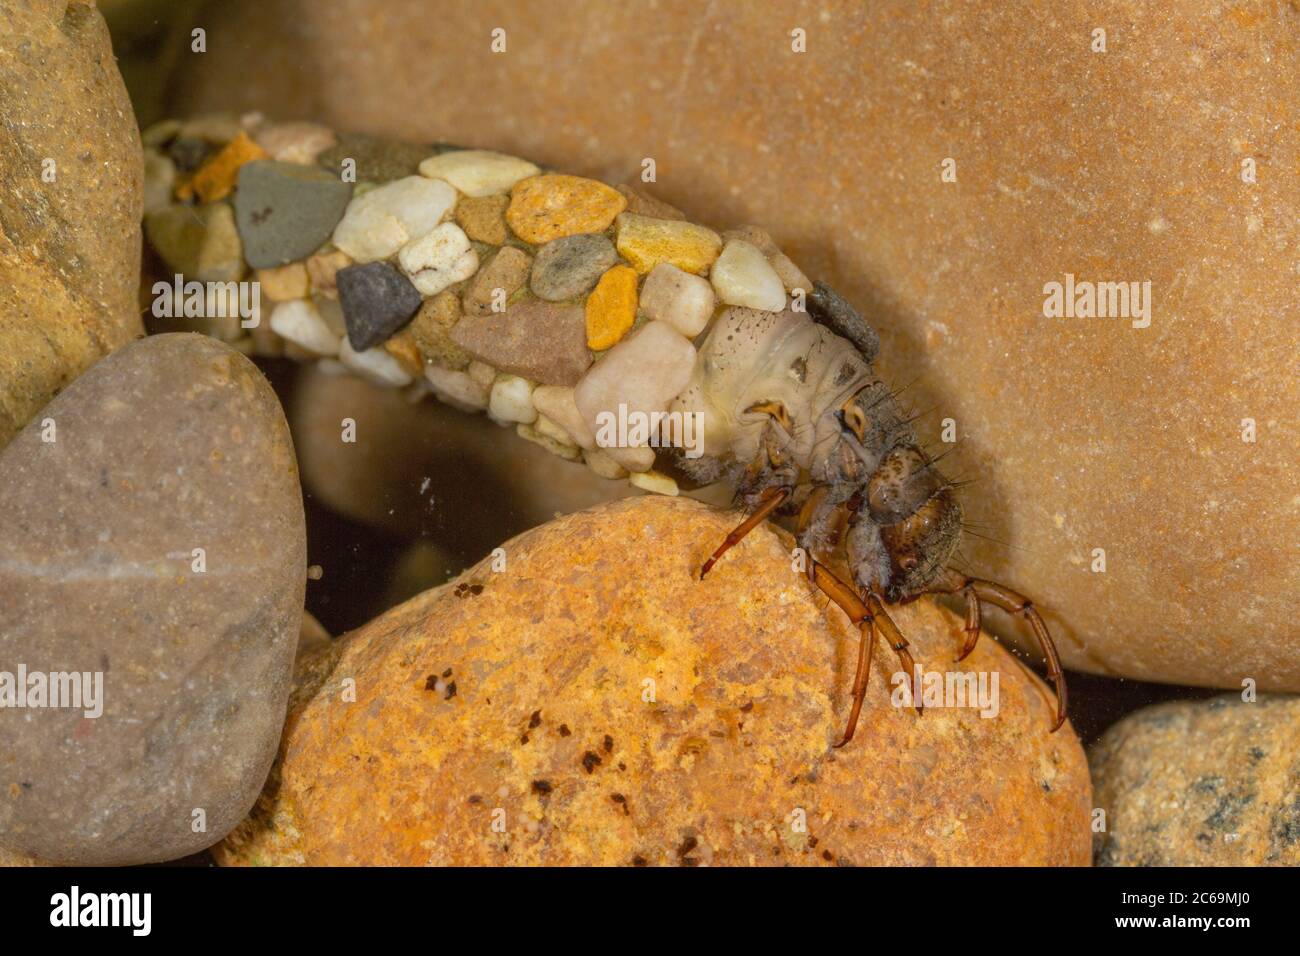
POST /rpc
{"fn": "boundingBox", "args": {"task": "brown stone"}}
[0,0,143,447]
[616,183,686,221]
[214,496,1090,866]
[0,334,306,865]
[408,290,471,369]
[450,299,591,386]
[169,0,1300,692]
[462,245,531,317]
[454,193,510,245]
[0,609,332,868]
[1090,695,1300,866]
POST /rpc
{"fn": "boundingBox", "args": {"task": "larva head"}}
[865,445,964,601]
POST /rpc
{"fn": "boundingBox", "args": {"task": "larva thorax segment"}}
[676,304,962,603]
[835,386,964,602]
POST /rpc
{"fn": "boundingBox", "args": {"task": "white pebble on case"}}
[640,263,716,337]
[331,176,457,262]
[711,239,787,312]
[418,149,540,197]
[532,384,596,450]
[339,338,413,387]
[488,374,538,424]
[424,364,490,412]
[575,321,695,474]
[629,470,679,496]
[398,222,479,295]
[268,300,340,356]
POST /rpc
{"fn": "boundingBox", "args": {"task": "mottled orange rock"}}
[584,264,638,349]
[176,130,266,202]
[170,0,1300,693]
[506,174,626,244]
[215,496,1090,866]
[0,0,143,446]
[615,212,721,275]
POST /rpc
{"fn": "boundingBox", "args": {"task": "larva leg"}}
[808,560,878,747]
[928,568,1068,731]
[863,590,923,718]
[698,485,790,579]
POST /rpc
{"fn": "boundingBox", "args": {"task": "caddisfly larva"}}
[141,113,1067,746]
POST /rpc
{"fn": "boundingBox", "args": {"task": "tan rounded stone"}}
[215,496,1090,866]
[454,193,510,245]
[0,0,143,447]
[170,0,1300,692]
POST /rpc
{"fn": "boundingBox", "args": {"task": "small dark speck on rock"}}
[603,734,614,753]
[558,724,571,736]
[531,780,553,795]
[444,681,457,700]
[582,751,602,774]
[529,710,542,728]
[677,835,698,862]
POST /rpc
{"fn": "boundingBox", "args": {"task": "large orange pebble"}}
[506,174,627,245]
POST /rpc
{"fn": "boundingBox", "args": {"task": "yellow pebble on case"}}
[506,174,627,244]
[585,265,638,350]
[614,212,722,275]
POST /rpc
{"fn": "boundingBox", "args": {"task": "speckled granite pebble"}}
[530,233,618,302]
[1091,695,1300,866]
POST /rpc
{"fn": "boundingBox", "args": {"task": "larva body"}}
[141,114,1067,744]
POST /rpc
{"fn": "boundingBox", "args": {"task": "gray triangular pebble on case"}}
[233,160,353,269]
[337,260,425,351]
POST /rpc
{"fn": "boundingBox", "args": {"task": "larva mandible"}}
[142,114,1067,745]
